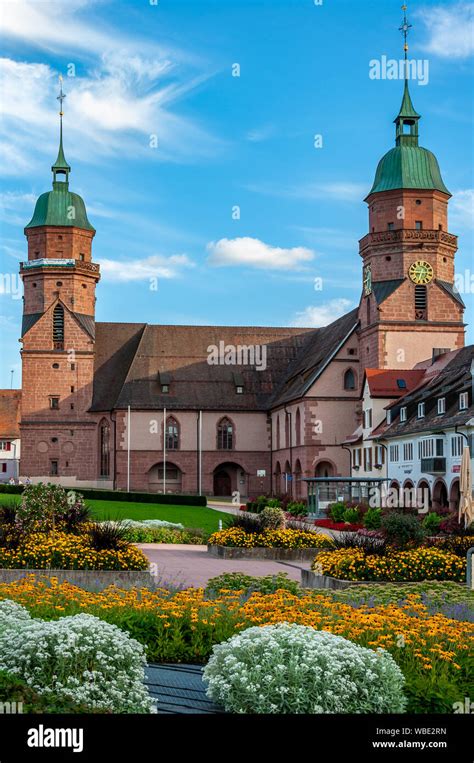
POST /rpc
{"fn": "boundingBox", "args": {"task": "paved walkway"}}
[139,543,309,588]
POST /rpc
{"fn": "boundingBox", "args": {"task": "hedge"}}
[0,484,207,507]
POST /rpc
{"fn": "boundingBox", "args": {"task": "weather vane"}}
[57,75,66,117]
[399,4,412,58]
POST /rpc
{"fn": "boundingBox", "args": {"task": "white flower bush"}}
[0,601,155,713]
[203,623,407,714]
[0,599,32,634]
[100,519,184,530]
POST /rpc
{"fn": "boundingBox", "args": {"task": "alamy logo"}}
[27,725,84,753]
[207,341,267,371]
[0,700,23,713]
[369,56,429,86]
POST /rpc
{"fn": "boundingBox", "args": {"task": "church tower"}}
[358,10,465,371]
[19,78,101,482]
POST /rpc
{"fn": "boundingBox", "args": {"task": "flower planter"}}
[0,568,156,591]
[207,545,322,561]
[301,569,456,590]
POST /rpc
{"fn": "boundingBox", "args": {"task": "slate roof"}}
[90,309,359,412]
[374,345,474,440]
[372,279,405,305]
[145,663,222,714]
[0,390,21,438]
[21,309,96,339]
[269,308,359,407]
[436,279,466,308]
[21,313,42,337]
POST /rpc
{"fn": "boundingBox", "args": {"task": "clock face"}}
[363,265,372,295]
[408,260,434,285]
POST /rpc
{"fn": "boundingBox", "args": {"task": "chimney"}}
[432,348,450,364]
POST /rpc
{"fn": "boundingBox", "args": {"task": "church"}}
[15,73,465,497]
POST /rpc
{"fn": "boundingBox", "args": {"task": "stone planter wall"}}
[207,545,321,561]
[0,568,155,591]
[301,569,458,590]
[301,569,357,590]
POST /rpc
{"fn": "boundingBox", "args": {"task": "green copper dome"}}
[368,145,450,196]
[367,79,450,198]
[25,185,95,231]
[25,94,94,231]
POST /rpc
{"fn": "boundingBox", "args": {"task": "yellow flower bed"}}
[208,527,333,549]
[0,532,148,571]
[313,547,466,582]
[0,576,471,679]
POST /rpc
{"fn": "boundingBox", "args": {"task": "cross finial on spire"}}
[52,74,71,185]
[57,74,66,117]
[399,4,412,61]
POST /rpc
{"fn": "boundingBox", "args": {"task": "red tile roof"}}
[0,390,21,438]
[365,369,425,398]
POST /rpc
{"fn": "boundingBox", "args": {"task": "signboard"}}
[22,259,75,269]
[257,470,266,477]
[452,464,461,473]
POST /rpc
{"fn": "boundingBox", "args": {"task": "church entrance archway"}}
[213,462,247,497]
[213,469,231,496]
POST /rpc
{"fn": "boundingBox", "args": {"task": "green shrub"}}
[329,502,346,523]
[205,572,300,597]
[0,484,207,507]
[287,501,308,517]
[381,511,424,549]
[363,507,382,529]
[266,498,281,509]
[422,512,442,533]
[259,507,286,530]
[343,507,360,524]
[16,483,89,534]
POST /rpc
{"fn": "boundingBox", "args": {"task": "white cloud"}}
[418,3,474,59]
[98,253,194,282]
[0,0,223,177]
[207,237,314,270]
[290,299,355,327]
[451,189,474,229]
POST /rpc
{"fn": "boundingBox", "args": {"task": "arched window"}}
[344,368,356,390]
[217,417,233,450]
[295,408,301,446]
[99,419,110,477]
[165,416,179,450]
[53,304,64,349]
[285,414,290,447]
[276,416,280,450]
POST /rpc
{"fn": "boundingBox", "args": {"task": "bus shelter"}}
[302,477,390,519]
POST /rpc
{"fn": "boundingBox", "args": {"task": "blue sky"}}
[0,0,473,388]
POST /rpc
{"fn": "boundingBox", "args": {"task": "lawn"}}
[87,500,229,534]
[0,493,229,534]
